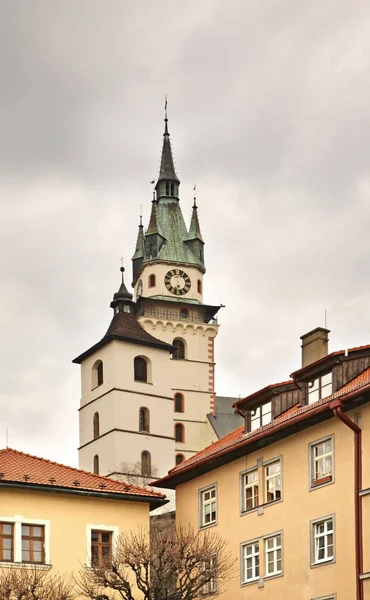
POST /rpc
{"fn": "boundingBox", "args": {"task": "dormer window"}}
[308,372,332,404]
[251,402,272,432]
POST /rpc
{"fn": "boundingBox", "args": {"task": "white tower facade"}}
[75,110,221,483]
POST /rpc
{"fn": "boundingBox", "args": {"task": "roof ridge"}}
[0,447,164,498]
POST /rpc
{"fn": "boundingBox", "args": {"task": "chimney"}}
[301,327,330,367]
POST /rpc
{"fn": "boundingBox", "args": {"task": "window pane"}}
[33,551,42,563]
[22,525,30,536]
[3,539,12,550]
[102,532,110,543]
[32,527,42,537]
[22,550,30,561]
[91,531,99,541]
[3,549,11,560]
[2,524,12,535]
[22,540,30,550]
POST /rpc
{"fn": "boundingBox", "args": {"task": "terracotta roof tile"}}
[158,368,370,482]
[0,448,165,502]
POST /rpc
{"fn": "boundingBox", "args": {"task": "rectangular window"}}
[242,469,259,512]
[242,541,259,583]
[0,522,13,562]
[265,460,282,503]
[21,524,45,564]
[201,555,218,595]
[311,437,333,487]
[91,530,112,567]
[265,534,282,576]
[200,486,217,528]
[312,518,334,565]
[251,402,272,431]
[308,372,332,404]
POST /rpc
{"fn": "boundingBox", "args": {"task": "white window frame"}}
[241,468,259,513]
[199,484,217,529]
[86,524,119,568]
[0,515,50,567]
[308,372,332,404]
[310,515,335,567]
[265,534,282,577]
[264,459,282,504]
[201,554,218,595]
[241,540,260,584]
[309,435,334,490]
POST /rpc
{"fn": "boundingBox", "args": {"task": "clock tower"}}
[132,108,220,464]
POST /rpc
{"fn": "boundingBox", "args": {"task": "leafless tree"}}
[0,566,76,600]
[77,517,236,600]
[119,461,159,488]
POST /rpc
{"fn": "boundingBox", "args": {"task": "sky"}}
[1,0,370,467]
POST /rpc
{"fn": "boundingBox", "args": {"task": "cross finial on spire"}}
[164,95,168,135]
[193,184,197,208]
[120,257,125,282]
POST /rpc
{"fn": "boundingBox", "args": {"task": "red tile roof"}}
[0,448,165,504]
[154,368,370,487]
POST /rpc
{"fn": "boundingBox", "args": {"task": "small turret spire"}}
[164,95,168,135]
[111,263,134,313]
[155,99,180,198]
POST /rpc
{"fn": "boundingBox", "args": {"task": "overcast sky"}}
[1,0,370,467]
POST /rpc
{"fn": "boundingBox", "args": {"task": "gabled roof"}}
[0,448,166,510]
[233,380,296,411]
[153,368,370,489]
[73,311,174,363]
[290,343,370,379]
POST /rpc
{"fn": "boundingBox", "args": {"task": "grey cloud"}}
[1,0,370,466]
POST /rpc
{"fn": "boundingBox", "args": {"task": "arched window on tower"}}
[93,455,99,474]
[166,182,170,196]
[92,360,103,389]
[197,279,202,294]
[174,393,184,413]
[173,338,186,360]
[175,423,185,443]
[148,274,156,288]
[139,407,150,432]
[134,357,149,382]
[170,182,174,196]
[93,412,100,439]
[176,453,185,465]
[141,451,151,477]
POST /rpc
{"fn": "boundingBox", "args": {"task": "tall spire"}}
[156,99,180,187]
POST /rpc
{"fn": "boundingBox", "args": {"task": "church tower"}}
[132,107,220,465]
[74,107,220,483]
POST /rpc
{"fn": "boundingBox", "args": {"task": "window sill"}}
[311,558,335,569]
[240,497,282,516]
[199,521,217,531]
[134,380,153,385]
[241,577,259,587]
[0,561,52,570]
[310,476,333,491]
[264,570,282,580]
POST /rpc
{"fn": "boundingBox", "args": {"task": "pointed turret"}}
[132,216,145,282]
[145,200,166,260]
[155,102,180,201]
[185,196,205,267]
[110,266,135,314]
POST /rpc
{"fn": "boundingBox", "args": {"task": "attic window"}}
[308,372,332,404]
[251,402,272,432]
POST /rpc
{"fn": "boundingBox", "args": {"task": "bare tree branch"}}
[77,517,236,600]
[0,567,76,600]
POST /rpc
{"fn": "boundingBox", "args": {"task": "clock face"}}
[164,269,191,296]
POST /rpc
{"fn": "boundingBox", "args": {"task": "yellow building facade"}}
[155,330,370,599]
[0,448,165,582]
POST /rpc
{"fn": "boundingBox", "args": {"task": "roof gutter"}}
[330,399,363,600]
[0,481,167,511]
